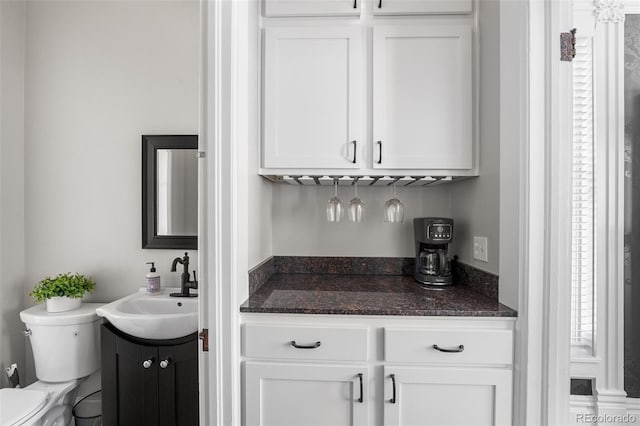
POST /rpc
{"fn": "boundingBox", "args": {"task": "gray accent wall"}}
[23,0,200,307]
[247,0,273,272]
[271,184,451,258]
[450,0,500,276]
[0,0,26,389]
[497,0,525,314]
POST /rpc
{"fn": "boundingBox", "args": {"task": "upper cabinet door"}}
[372,25,473,170]
[373,0,472,15]
[265,0,360,17]
[263,27,362,169]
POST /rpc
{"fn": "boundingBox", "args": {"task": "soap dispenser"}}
[146,262,161,295]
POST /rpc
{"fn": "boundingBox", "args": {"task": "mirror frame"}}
[142,134,198,249]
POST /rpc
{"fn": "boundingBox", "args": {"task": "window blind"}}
[571,36,595,350]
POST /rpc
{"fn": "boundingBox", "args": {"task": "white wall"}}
[449,0,501,276]
[23,0,200,304]
[0,0,26,388]
[272,184,451,257]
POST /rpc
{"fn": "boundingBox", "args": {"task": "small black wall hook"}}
[560,28,577,62]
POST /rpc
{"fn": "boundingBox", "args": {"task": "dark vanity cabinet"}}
[101,323,198,426]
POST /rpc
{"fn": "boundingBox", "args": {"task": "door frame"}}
[502,0,573,423]
[198,0,239,424]
[200,0,572,424]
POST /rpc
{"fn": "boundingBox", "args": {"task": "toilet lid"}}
[0,388,48,426]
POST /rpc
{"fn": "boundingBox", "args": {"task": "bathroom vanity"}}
[96,287,200,425]
[100,322,199,426]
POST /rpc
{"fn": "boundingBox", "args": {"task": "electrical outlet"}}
[473,236,488,262]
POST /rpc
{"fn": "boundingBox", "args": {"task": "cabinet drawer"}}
[243,324,368,361]
[264,0,361,17]
[373,0,472,15]
[384,327,512,365]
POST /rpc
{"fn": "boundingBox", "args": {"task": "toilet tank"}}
[20,303,104,382]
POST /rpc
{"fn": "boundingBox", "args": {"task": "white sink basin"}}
[96,288,198,340]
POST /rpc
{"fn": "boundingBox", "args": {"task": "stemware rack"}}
[262,175,467,186]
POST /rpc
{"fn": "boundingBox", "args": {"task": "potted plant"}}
[30,273,95,313]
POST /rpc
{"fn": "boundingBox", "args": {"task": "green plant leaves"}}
[29,273,95,303]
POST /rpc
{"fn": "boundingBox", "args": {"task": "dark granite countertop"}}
[240,273,517,317]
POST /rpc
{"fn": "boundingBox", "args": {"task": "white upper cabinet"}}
[264,0,361,17]
[372,24,473,170]
[263,26,362,169]
[260,7,477,176]
[373,0,472,15]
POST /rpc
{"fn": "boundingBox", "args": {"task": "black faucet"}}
[170,252,198,297]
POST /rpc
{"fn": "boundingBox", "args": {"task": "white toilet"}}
[0,303,103,426]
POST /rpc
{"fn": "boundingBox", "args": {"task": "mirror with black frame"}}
[142,134,198,249]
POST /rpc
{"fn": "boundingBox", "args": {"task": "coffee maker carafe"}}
[414,217,454,286]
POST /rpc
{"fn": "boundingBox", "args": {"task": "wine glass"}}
[349,179,364,223]
[384,182,404,223]
[326,179,345,222]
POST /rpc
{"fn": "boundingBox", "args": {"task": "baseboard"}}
[627,397,640,415]
[570,395,596,425]
[570,396,640,424]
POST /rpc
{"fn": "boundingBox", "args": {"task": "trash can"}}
[72,390,102,426]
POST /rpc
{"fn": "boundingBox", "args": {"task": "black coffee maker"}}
[414,217,454,286]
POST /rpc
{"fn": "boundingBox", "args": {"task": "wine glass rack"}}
[261,175,466,186]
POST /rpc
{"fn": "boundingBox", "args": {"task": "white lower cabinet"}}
[244,362,369,426]
[383,366,512,426]
[241,316,515,426]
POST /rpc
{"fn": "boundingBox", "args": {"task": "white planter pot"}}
[46,296,81,313]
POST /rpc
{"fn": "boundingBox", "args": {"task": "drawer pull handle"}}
[389,374,396,403]
[357,373,363,403]
[433,344,465,353]
[377,141,382,164]
[290,340,321,349]
[352,140,357,164]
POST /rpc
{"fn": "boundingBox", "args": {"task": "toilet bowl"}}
[0,303,103,426]
[0,380,79,426]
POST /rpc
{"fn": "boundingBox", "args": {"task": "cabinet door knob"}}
[160,358,171,369]
[433,344,465,353]
[142,359,154,369]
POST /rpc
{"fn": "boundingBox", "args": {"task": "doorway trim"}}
[200,0,577,424]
